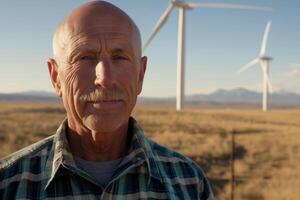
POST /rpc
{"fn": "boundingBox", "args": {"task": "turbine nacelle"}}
[260,56,273,62]
[171,0,194,9]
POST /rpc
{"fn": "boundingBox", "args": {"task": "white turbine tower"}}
[237,21,273,112]
[143,0,274,111]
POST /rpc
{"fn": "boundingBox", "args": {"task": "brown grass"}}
[1,102,299,200]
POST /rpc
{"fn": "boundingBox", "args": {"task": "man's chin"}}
[82,115,123,134]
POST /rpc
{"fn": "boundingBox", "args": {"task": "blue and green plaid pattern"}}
[0,117,213,199]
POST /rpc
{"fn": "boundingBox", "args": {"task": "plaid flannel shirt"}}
[0,117,213,199]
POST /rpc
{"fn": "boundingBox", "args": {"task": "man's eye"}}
[112,55,128,60]
[80,55,97,61]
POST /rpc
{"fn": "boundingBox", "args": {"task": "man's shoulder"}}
[146,138,214,199]
[0,135,54,172]
[146,138,205,177]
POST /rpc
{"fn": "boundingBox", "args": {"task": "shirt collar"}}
[44,117,77,190]
[43,117,164,190]
[120,117,164,183]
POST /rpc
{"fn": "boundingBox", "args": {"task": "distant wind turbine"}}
[237,21,273,112]
[143,0,274,111]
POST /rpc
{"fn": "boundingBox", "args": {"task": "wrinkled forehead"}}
[66,29,137,58]
[62,26,140,62]
[67,24,136,46]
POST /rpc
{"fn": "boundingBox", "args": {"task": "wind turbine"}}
[143,0,274,111]
[237,21,273,112]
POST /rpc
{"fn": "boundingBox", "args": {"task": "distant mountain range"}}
[138,88,300,108]
[0,91,60,102]
[1,88,299,108]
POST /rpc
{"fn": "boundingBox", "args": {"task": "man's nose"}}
[94,57,115,88]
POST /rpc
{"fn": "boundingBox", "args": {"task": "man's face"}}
[50,19,146,133]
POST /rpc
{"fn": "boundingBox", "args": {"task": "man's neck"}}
[66,120,129,161]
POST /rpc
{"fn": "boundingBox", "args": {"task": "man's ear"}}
[137,56,147,95]
[47,58,62,97]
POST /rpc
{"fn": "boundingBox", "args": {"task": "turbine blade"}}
[186,3,274,11]
[143,4,174,51]
[260,21,272,56]
[237,58,259,74]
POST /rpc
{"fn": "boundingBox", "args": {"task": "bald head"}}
[53,1,142,62]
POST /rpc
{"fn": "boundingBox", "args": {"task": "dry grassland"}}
[0,102,299,200]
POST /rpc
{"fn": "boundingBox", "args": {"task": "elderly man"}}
[0,1,213,199]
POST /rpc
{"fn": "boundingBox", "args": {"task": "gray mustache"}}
[79,88,126,102]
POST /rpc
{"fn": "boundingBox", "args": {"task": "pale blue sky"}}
[0,0,299,97]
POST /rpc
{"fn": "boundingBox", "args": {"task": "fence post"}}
[231,129,236,200]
